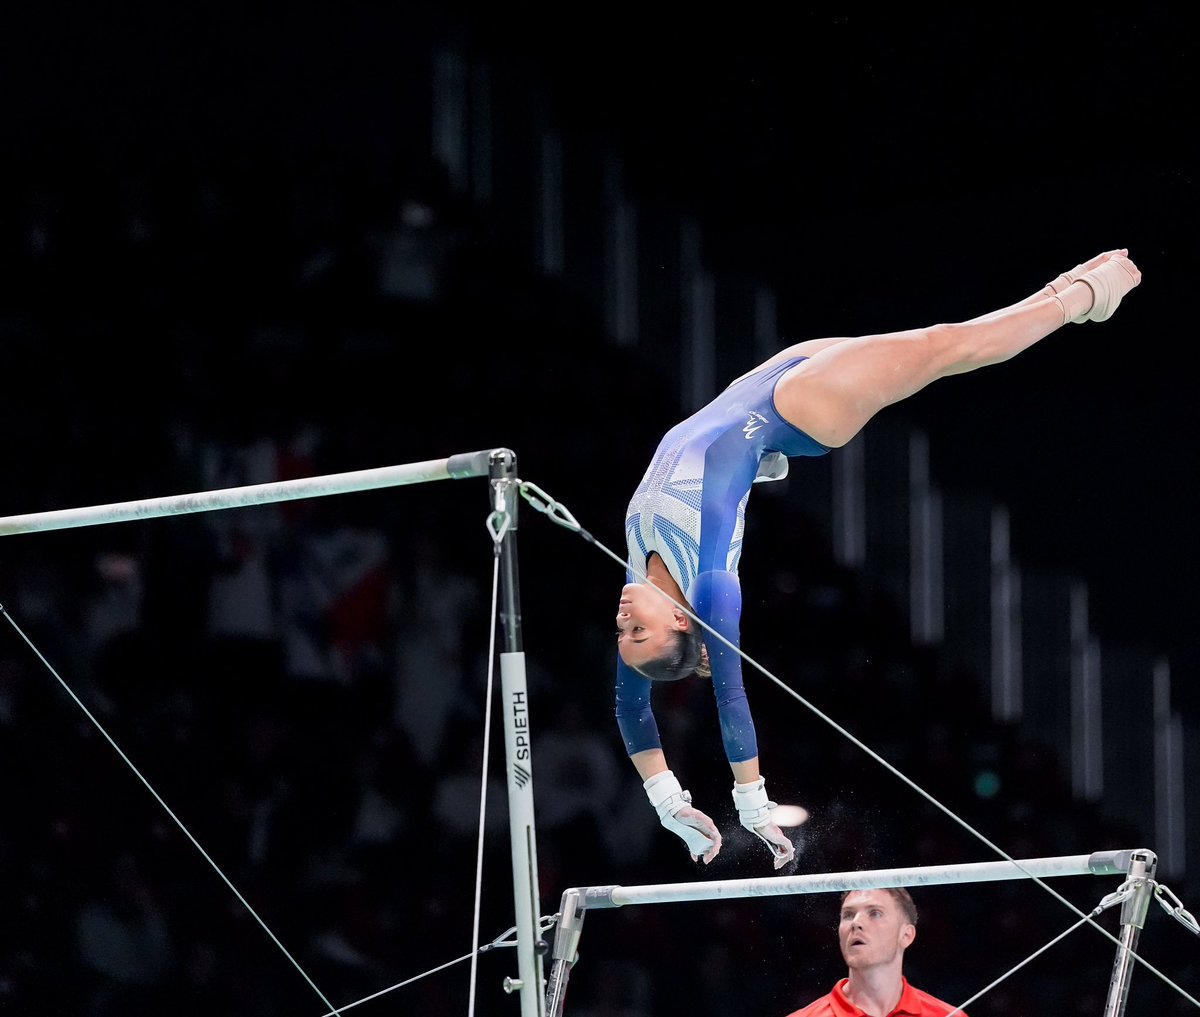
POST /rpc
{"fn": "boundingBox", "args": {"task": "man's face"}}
[838,890,915,971]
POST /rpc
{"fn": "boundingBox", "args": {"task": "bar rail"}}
[0,449,500,536]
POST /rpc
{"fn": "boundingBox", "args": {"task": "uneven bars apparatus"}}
[0,447,550,1017]
[544,848,1160,1017]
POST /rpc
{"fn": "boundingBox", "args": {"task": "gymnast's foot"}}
[1044,249,1126,296]
[1056,250,1137,321]
[1058,252,1141,323]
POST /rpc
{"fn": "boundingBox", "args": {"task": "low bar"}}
[573,850,1137,910]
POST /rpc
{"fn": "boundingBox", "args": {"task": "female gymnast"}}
[614,249,1142,869]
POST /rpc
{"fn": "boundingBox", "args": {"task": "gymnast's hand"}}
[746,819,795,870]
[665,803,723,863]
[643,770,722,863]
[732,777,795,870]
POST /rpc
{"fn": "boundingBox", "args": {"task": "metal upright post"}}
[489,449,547,1017]
[544,888,585,1017]
[1103,848,1157,1017]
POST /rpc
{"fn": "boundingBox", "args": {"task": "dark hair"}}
[839,887,918,927]
[631,627,708,682]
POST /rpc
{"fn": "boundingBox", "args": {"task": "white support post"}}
[489,451,546,1017]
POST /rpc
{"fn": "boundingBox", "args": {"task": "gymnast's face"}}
[838,891,915,971]
[615,582,688,669]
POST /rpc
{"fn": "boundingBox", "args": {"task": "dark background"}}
[0,6,1195,1016]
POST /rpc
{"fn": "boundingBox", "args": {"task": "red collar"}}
[829,976,923,1017]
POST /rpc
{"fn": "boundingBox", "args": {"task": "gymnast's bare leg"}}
[770,250,1141,448]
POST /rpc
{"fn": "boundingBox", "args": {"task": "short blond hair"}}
[839,887,918,926]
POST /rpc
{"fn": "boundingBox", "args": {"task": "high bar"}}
[0,448,506,536]
[571,849,1144,910]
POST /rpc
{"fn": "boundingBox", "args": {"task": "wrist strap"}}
[645,770,691,819]
[732,777,773,826]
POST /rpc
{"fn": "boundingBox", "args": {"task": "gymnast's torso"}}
[623,355,830,599]
[615,356,830,762]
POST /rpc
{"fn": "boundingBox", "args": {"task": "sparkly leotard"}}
[616,356,830,762]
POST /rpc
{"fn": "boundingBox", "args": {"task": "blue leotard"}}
[616,356,830,763]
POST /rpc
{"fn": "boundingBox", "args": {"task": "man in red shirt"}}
[784,887,967,1017]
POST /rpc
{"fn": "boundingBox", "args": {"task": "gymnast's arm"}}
[615,653,667,778]
[691,570,761,778]
[693,568,796,868]
[616,654,722,861]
